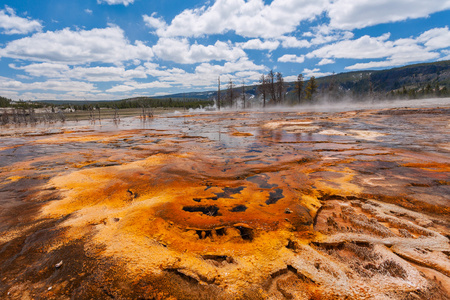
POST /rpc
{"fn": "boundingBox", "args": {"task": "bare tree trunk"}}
[242,80,246,109]
[218,76,221,111]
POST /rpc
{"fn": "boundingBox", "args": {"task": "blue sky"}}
[0,0,449,101]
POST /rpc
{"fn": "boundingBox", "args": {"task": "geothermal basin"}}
[0,100,449,299]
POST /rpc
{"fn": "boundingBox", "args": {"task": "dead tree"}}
[227,79,234,108]
[258,74,267,108]
[295,74,304,104]
[267,70,276,104]
[242,80,246,109]
[217,76,221,111]
[276,72,285,104]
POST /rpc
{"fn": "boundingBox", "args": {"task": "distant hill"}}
[3,60,450,108]
[317,60,450,93]
[157,60,450,100]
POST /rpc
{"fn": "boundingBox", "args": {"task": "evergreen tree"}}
[435,83,440,96]
[305,76,318,101]
[0,96,11,107]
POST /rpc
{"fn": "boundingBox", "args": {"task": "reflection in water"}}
[0,103,449,299]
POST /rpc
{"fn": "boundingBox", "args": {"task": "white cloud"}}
[195,57,265,76]
[318,58,335,65]
[85,9,93,15]
[0,5,42,35]
[10,62,70,78]
[11,62,150,82]
[146,0,450,40]
[307,33,393,60]
[97,0,134,6]
[142,57,265,90]
[70,66,148,82]
[2,56,267,100]
[239,39,280,51]
[107,81,172,93]
[417,26,450,50]
[27,80,98,92]
[440,50,450,61]
[328,0,450,30]
[278,54,305,64]
[284,75,298,82]
[0,26,153,65]
[345,48,440,70]
[309,25,354,45]
[280,36,311,48]
[151,0,330,39]
[17,91,115,101]
[307,27,450,70]
[0,76,23,89]
[143,13,167,32]
[302,68,332,78]
[0,76,98,93]
[152,38,245,64]
[280,27,354,49]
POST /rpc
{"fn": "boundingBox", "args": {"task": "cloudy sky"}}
[0,0,449,101]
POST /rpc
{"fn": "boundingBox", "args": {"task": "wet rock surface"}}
[0,105,449,299]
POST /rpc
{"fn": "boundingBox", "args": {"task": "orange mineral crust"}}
[0,106,449,299]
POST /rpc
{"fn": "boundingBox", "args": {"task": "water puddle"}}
[1,104,449,299]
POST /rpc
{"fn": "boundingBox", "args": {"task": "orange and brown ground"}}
[0,105,449,299]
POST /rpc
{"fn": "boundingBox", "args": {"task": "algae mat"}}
[0,106,449,299]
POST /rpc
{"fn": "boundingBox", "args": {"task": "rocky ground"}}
[0,104,449,299]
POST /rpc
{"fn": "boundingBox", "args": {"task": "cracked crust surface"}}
[1,106,449,299]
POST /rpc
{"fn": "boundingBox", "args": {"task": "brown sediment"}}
[0,106,449,299]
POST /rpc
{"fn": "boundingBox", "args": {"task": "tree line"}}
[70,97,213,111]
[0,97,44,109]
[216,70,319,109]
[216,69,450,110]
[386,82,449,100]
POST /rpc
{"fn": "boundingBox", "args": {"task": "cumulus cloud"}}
[308,25,354,45]
[0,6,42,35]
[416,26,450,50]
[144,0,450,40]
[9,62,70,78]
[85,9,93,15]
[318,58,335,65]
[302,68,332,78]
[239,39,280,51]
[0,76,98,92]
[280,36,311,48]
[278,54,305,64]
[70,66,148,82]
[328,0,450,30]
[307,27,450,70]
[107,81,172,93]
[307,33,393,60]
[141,57,264,91]
[152,38,245,64]
[97,0,134,6]
[279,26,354,50]
[440,50,450,61]
[195,57,265,76]
[143,13,167,32]
[148,0,330,39]
[11,63,150,82]
[0,26,153,65]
